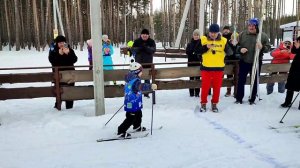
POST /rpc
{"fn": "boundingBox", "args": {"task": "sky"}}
[0,45,300,168]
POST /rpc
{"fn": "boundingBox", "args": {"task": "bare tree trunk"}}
[149,0,155,40]
[212,0,219,23]
[64,0,72,46]
[162,0,166,47]
[14,0,20,50]
[77,0,84,50]
[172,0,176,45]
[116,0,119,44]
[26,0,32,49]
[73,2,78,48]
[109,1,114,42]
[32,0,40,51]
[4,0,11,50]
[40,0,45,50]
[45,0,51,46]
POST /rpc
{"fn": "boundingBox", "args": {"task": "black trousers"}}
[284,90,294,104]
[189,76,200,96]
[55,82,74,109]
[118,110,142,134]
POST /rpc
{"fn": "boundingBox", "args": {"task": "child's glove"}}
[151,84,157,90]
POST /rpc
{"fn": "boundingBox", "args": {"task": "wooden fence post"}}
[54,67,62,110]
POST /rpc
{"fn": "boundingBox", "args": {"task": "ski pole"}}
[104,104,124,126]
[279,91,300,123]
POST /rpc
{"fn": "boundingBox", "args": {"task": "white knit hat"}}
[283,37,293,44]
[193,29,201,36]
[129,62,143,74]
[102,34,108,41]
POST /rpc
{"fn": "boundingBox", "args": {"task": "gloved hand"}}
[151,84,157,90]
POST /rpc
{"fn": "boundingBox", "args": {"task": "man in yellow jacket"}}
[199,23,233,112]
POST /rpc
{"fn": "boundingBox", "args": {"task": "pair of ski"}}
[96,126,163,142]
[269,125,300,133]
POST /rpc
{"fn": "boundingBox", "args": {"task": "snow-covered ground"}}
[0,45,300,168]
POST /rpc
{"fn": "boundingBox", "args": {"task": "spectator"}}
[198,23,233,112]
[86,34,114,70]
[222,26,238,97]
[49,35,78,109]
[281,36,300,110]
[132,29,156,98]
[266,37,295,95]
[235,18,271,105]
[186,29,202,97]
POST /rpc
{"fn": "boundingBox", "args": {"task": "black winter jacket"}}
[186,39,202,66]
[132,37,156,68]
[286,46,300,91]
[48,44,78,71]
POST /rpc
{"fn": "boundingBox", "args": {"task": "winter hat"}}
[223,25,230,30]
[87,39,93,47]
[283,37,293,44]
[248,18,260,33]
[102,34,108,41]
[248,18,260,26]
[129,62,143,74]
[141,29,150,35]
[209,24,220,33]
[193,29,201,36]
[55,35,66,43]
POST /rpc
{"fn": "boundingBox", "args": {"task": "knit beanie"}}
[55,35,66,43]
[248,18,260,33]
[209,24,220,33]
[141,29,150,35]
[129,62,143,74]
[193,29,201,36]
[102,34,108,41]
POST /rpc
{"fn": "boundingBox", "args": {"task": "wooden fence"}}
[0,61,291,110]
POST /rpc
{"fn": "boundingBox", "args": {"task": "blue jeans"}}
[266,82,285,94]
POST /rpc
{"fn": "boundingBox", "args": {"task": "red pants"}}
[200,71,224,104]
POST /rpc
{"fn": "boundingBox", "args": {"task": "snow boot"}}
[212,103,219,112]
[281,102,291,108]
[225,88,231,97]
[200,104,207,112]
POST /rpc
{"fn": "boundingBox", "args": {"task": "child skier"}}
[117,62,157,138]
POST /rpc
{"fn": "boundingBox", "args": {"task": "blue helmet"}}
[248,18,260,26]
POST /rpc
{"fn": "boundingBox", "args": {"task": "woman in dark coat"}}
[49,35,78,109]
[281,36,300,109]
[186,29,202,97]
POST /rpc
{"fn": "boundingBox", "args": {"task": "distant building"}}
[280,20,300,41]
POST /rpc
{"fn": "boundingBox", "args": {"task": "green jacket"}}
[237,30,270,63]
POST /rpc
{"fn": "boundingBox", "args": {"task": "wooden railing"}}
[0,61,291,110]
